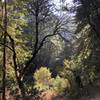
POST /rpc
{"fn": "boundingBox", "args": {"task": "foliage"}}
[74,0,100,72]
[0,0,72,98]
[52,75,70,94]
[33,67,70,94]
[62,58,96,88]
[81,66,96,86]
[1,0,100,99]
[73,0,100,86]
[34,67,52,91]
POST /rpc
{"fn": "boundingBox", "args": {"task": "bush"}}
[34,67,53,91]
[52,75,70,94]
[33,67,70,94]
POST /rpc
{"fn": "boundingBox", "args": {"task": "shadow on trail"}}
[78,78,100,100]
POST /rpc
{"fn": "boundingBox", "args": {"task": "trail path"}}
[78,79,100,100]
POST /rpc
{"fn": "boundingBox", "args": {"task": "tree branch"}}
[21,19,61,77]
[0,42,13,51]
[0,24,20,78]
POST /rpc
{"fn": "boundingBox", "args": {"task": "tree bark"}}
[2,35,6,100]
[16,77,25,98]
[10,35,26,98]
[2,0,7,99]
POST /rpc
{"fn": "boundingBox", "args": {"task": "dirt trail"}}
[79,94,100,100]
[78,79,100,100]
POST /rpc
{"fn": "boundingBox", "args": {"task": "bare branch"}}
[21,18,61,76]
[0,42,13,51]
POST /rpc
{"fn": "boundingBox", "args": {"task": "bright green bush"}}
[52,75,70,94]
[33,67,53,91]
[33,67,70,94]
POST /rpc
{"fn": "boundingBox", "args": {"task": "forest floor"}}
[78,79,100,100]
[33,78,100,100]
[2,79,100,100]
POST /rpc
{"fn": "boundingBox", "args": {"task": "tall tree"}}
[72,0,100,84]
[2,0,7,99]
[0,0,71,98]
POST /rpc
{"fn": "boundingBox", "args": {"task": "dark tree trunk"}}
[11,39,26,98]
[17,77,25,98]
[2,0,7,99]
[2,35,6,100]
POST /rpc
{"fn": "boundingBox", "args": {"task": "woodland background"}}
[0,0,100,100]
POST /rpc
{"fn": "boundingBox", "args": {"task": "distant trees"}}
[1,0,99,99]
[51,0,100,97]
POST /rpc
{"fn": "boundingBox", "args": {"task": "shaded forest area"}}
[0,0,100,100]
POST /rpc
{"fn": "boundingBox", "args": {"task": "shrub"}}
[33,67,70,94]
[33,67,52,91]
[52,75,70,94]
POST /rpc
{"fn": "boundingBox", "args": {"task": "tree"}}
[0,0,71,98]
[73,0,100,72]
[74,0,100,38]
[2,0,7,99]
[0,0,29,98]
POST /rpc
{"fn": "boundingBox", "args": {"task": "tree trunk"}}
[2,0,7,99]
[2,35,6,100]
[17,78,25,99]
